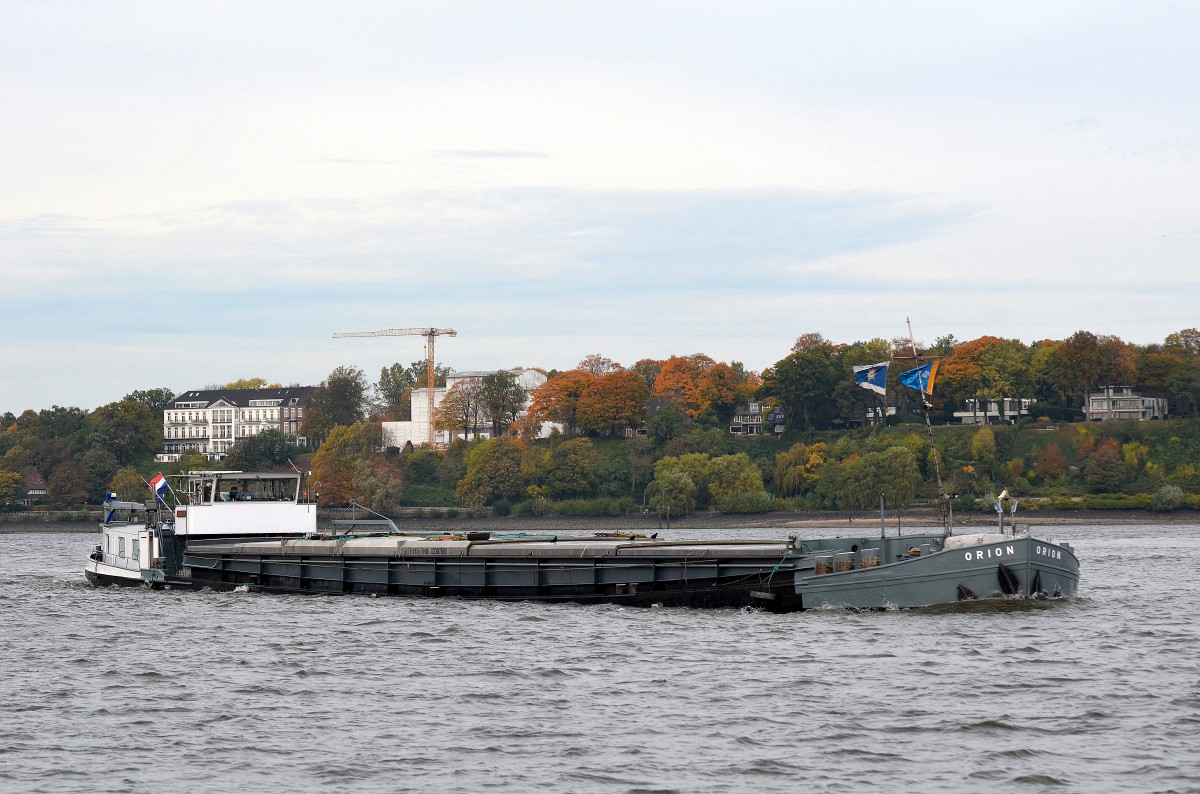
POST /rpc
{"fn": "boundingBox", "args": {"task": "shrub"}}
[491,498,512,516]
[714,491,774,514]
[1152,485,1187,512]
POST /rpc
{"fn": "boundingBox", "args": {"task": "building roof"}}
[171,386,315,409]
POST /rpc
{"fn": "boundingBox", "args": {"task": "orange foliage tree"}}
[576,370,651,437]
[526,369,597,436]
[653,354,716,419]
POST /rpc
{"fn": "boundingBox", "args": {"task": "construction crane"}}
[332,327,458,446]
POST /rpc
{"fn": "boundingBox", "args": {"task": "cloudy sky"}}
[2,1,1196,412]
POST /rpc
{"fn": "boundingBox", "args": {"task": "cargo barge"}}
[85,471,1079,611]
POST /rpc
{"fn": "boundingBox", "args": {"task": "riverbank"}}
[4,507,1199,534]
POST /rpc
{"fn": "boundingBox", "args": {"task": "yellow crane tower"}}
[332,327,458,446]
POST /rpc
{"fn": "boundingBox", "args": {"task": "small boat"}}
[84,470,316,588]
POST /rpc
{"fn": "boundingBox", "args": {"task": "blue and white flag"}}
[853,362,889,395]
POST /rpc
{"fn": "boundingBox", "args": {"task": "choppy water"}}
[2,523,1199,793]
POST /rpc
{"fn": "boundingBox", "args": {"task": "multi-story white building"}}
[383,369,549,447]
[954,398,1033,425]
[157,386,315,462]
[1085,386,1168,421]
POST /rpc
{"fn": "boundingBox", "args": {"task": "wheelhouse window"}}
[118,537,126,558]
[132,539,140,561]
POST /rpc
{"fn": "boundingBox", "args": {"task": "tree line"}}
[3,327,1199,513]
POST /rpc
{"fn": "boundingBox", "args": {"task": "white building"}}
[1085,386,1168,421]
[157,387,315,462]
[383,369,552,447]
[954,398,1033,425]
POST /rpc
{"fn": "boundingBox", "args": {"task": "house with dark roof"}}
[157,386,316,462]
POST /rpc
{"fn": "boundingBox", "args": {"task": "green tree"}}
[79,448,120,503]
[970,426,997,469]
[479,371,528,436]
[456,438,524,505]
[646,405,686,447]
[108,468,146,501]
[36,405,88,440]
[222,429,304,471]
[123,388,176,419]
[834,447,922,510]
[0,469,23,507]
[758,335,841,430]
[646,467,697,517]
[547,438,598,499]
[352,456,405,514]
[374,360,451,421]
[83,400,160,465]
[707,453,767,503]
[303,366,369,442]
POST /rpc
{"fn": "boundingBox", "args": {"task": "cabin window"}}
[118,537,126,558]
[105,535,110,554]
[132,539,140,561]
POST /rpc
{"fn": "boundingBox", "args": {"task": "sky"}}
[2,1,1197,413]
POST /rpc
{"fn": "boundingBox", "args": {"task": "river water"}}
[2,523,1198,793]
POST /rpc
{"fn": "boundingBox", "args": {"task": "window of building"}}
[132,539,140,561]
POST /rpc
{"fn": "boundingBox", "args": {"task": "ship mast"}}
[906,318,951,535]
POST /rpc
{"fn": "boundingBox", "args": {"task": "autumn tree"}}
[938,336,1002,421]
[576,370,650,437]
[1034,443,1068,480]
[433,379,484,440]
[526,369,597,436]
[218,377,269,390]
[774,442,829,497]
[310,422,383,507]
[49,461,89,504]
[698,362,746,425]
[1084,438,1124,493]
[577,354,621,376]
[1048,331,1104,406]
[653,355,717,419]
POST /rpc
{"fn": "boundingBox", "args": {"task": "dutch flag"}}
[149,473,168,502]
